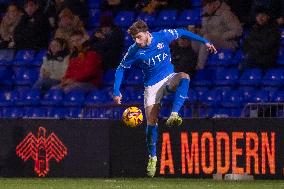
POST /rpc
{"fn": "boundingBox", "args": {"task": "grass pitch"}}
[0,178,284,189]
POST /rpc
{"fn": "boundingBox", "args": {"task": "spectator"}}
[271,0,284,26]
[60,30,103,92]
[100,0,124,15]
[0,4,23,49]
[13,0,50,50]
[90,14,124,71]
[54,8,88,50]
[191,0,243,69]
[225,0,252,25]
[242,7,281,70]
[33,38,69,93]
[170,36,198,76]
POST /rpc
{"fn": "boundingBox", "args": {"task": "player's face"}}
[133,32,150,48]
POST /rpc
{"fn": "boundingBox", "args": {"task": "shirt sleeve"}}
[113,44,139,96]
[161,28,210,44]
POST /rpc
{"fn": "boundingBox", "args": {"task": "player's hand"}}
[113,95,122,105]
[205,43,217,54]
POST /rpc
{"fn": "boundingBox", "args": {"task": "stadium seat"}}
[1,107,23,118]
[41,89,64,106]
[199,89,222,107]
[271,91,284,102]
[191,0,201,7]
[0,90,18,106]
[46,107,66,119]
[262,69,284,87]
[114,11,135,28]
[239,87,256,103]
[85,89,107,105]
[280,28,284,45]
[177,9,201,26]
[125,69,143,85]
[124,32,133,48]
[13,67,38,86]
[154,10,177,27]
[191,68,213,87]
[88,9,101,28]
[0,49,15,65]
[63,90,86,106]
[66,108,83,118]
[88,0,101,8]
[222,90,244,108]
[103,68,116,86]
[232,50,245,65]
[239,68,262,86]
[214,86,231,99]
[262,87,278,100]
[137,12,156,27]
[188,89,197,103]
[277,47,284,65]
[24,107,47,118]
[214,68,239,86]
[16,89,40,106]
[13,50,35,66]
[250,90,270,103]
[194,87,209,101]
[207,48,233,66]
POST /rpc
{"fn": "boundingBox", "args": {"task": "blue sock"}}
[146,125,158,157]
[172,78,190,113]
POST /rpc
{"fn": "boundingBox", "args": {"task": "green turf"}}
[0,178,284,189]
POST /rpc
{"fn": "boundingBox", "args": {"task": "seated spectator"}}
[90,14,124,71]
[140,0,168,14]
[54,8,88,50]
[242,7,280,70]
[13,0,50,50]
[100,0,124,15]
[59,30,103,92]
[0,4,23,49]
[33,38,69,93]
[191,0,243,69]
[170,37,198,76]
[272,0,284,26]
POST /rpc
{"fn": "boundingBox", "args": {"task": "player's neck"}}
[146,33,152,46]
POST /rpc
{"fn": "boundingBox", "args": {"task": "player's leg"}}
[145,104,160,177]
[166,72,190,127]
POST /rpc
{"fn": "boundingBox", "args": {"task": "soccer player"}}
[113,20,217,177]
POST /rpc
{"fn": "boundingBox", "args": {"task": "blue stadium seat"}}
[155,10,177,27]
[125,69,143,85]
[262,87,278,100]
[1,107,23,118]
[272,91,284,102]
[177,9,201,26]
[277,47,284,65]
[222,90,244,108]
[199,89,222,107]
[0,90,17,106]
[232,50,245,65]
[214,86,231,99]
[88,9,101,28]
[239,87,256,103]
[114,11,135,28]
[191,68,213,87]
[66,108,83,118]
[191,0,201,7]
[63,90,86,106]
[85,89,107,105]
[88,0,102,8]
[124,32,133,48]
[137,12,156,27]
[239,68,262,86]
[188,89,197,103]
[41,89,64,106]
[207,48,233,66]
[0,49,15,65]
[24,107,47,118]
[262,69,284,87]
[13,67,38,86]
[46,107,66,119]
[16,89,40,106]
[250,90,270,103]
[280,28,284,45]
[0,66,13,81]
[214,68,239,86]
[103,68,116,85]
[13,50,35,66]
[194,87,209,101]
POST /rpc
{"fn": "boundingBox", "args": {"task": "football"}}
[122,107,143,127]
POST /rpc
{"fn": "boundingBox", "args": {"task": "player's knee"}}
[147,117,158,125]
[178,72,190,80]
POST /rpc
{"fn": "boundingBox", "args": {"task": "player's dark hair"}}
[127,19,149,36]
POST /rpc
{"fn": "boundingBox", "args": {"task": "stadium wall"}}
[0,118,283,179]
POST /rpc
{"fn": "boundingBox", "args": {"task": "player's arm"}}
[162,29,217,54]
[113,45,139,104]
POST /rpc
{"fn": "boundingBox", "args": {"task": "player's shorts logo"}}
[16,127,67,177]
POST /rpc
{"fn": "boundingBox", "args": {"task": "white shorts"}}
[144,73,176,108]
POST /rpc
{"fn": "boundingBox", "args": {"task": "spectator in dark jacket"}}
[60,30,103,92]
[90,14,124,71]
[242,7,281,70]
[13,0,50,50]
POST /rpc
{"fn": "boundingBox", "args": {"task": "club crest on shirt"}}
[157,43,164,49]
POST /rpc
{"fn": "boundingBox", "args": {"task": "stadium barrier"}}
[0,118,283,179]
